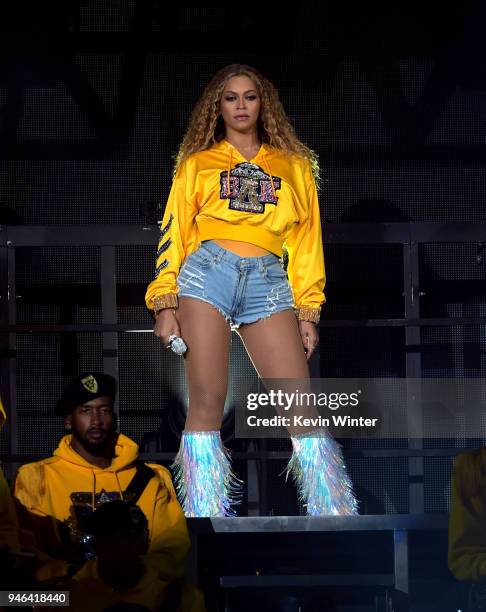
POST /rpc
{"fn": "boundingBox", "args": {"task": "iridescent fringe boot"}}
[171,430,243,517]
[286,429,359,516]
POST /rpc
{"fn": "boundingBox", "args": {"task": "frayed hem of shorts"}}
[235,307,295,329]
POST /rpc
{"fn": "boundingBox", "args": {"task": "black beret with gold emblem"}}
[55,372,117,416]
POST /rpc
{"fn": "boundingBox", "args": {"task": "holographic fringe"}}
[286,429,359,516]
[171,430,243,517]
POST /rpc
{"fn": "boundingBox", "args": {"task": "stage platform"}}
[187,514,453,612]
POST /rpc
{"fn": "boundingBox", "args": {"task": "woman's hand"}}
[153,309,181,348]
[298,320,319,360]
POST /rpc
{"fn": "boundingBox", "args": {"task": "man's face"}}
[65,396,115,454]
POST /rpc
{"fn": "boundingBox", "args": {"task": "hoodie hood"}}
[215,138,271,161]
[54,433,139,473]
[50,433,140,511]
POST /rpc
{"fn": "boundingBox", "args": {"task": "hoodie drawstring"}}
[227,143,276,202]
[91,472,96,510]
[227,146,232,197]
[115,472,124,500]
[262,152,276,202]
[90,471,124,509]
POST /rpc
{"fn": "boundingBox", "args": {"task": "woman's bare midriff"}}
[213,239,271,256]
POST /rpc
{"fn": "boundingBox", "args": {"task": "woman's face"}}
[220,75,261,134]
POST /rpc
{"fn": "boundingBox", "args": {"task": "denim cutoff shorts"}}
[176,240,295,330]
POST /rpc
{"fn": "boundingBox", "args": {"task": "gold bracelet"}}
[153,294,178,312]
[296,306,321,324]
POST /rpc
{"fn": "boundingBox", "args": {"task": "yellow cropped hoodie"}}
[145,139,326,323]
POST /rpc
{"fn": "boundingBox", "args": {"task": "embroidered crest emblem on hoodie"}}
[220,162,281,214]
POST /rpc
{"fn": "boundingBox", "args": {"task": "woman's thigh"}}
[237,310,309,379]
[177,296,232,430]
[238,311,317,435]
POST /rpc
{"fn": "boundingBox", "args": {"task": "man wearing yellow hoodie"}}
[13,372,190,584]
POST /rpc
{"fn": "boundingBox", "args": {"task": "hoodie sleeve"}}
[13,463,47,517]
[284,159,326,323]
[448,451,486,581]
[145,464,190,581]
[145,158,200,312]
[13,463,73,581]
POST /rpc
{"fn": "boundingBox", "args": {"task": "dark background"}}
[2,4,486,224]
[1,2,486,517]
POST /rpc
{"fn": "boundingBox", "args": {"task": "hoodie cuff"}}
[153,293,179,313]
[296,306,321,324]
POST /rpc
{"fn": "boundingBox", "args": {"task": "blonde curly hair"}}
[173,64,320,183]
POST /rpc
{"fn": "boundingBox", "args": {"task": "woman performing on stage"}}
[145,63,359,517]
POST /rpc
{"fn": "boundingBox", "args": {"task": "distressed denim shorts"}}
[176,240,295,330]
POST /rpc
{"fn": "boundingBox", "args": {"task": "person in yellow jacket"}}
[146,63,358,517]
[13,372,191,584]
[448,448,486,582]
